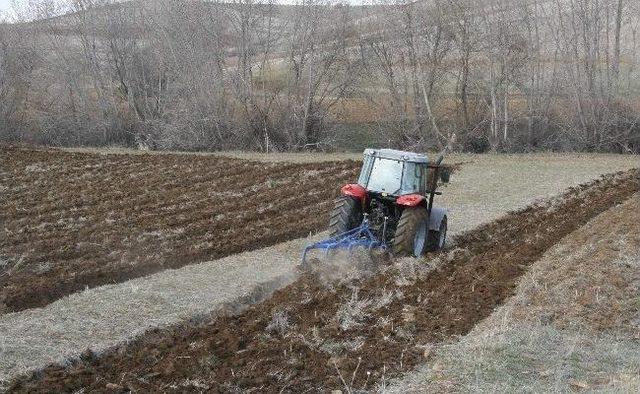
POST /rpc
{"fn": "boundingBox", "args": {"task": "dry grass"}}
[57,146,365,162]
[387,193,640,393]
[437,153,639,234]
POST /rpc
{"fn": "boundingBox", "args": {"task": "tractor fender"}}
[428,207,448,231]
[396,194,424,207]
[341,183,367,204]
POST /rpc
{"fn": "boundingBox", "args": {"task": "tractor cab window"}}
[401,162,425,194]
[365,158,403,194]
[357,155,375,187]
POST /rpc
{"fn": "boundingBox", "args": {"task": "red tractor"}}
[303,148,449,262]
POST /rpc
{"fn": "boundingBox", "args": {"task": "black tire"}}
[427,215,447,251]
[328,196,362,237]
[392,207,429,257]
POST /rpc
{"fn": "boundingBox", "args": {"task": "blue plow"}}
[302,219,386,264]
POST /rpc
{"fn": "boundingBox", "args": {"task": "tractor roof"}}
[363,148,429,163]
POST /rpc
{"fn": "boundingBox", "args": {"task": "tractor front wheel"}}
[328,196,362,237]
[392,207,429,257]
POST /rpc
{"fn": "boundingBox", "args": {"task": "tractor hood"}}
[363,148,429,164]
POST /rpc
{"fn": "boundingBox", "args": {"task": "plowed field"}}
[0,145,359,313]
[9,169,638,392]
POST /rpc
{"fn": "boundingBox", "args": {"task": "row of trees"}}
[1,0,639,153]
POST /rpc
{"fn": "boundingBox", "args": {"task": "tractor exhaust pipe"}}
[434,132,456,166]
[430,132,456,186]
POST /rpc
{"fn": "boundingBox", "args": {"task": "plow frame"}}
[302,219,386,265]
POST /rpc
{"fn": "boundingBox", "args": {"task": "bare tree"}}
[1,0,638,153]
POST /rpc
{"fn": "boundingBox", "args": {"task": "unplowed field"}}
[10,169,638,392]
[0,145,359,313]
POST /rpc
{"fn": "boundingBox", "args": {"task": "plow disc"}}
[302,219,386,264]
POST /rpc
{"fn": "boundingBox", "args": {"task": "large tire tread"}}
[392,207,428,256]
[328,196,361,237]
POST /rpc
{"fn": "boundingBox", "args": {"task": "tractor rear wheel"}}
[392,207,429,257]
[427,215,447,251]
[328,196,362,237]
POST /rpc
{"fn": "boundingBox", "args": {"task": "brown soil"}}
[8,169,639,393]
[0,145,460,315]
[0,145,360,313]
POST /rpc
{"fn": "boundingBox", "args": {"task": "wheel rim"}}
[438,222,447,249]
[413,221,427,257]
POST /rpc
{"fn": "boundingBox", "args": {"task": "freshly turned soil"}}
[0,145,360,313]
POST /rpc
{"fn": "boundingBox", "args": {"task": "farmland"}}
[2,0,640,390]
[1,145,639,392]
[0,145,359,313]
[6,167,639,392]
[390,192,640,392]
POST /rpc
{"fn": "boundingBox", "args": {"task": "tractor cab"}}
[357,149,429,196]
